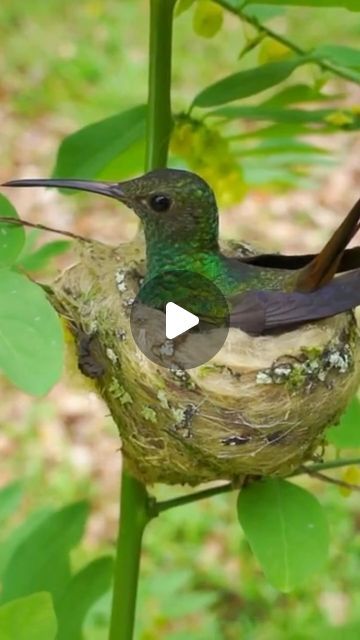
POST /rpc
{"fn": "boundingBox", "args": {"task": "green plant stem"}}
[109,475,153,640]
[157,482,234,513]
[145,0,177,171]
[155,457,360,512]
[299,456,360,474]
[109,2,176,638]
[216,0,360,86]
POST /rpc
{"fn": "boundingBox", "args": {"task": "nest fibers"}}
[53,237,360,485]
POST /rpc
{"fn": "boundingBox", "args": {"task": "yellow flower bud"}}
[325,111,354,127]
[339,465,360,498]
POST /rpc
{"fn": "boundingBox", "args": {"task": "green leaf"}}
[0,593,57,640]
[243,4,285,21]
[0,509,53,578]
[327,397,360,447]
[56,557,113,640]
[0,482,22,524]
[194,58,310,107]
[261,83,338,107]
[0,270,64,396]
[208,104,335,124]
[237,478,329,591]
[175,0,196,17]
[53,104,147,180]
[240,137,328,156]
[239,0,360,9]
[1,501,89,605]
[0,195,25,269]
[313,44,360,69]
[18,240,71,273]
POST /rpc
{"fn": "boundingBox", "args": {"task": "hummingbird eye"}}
[149,194,171,212]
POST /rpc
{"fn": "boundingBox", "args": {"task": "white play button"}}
[165,302,199,340]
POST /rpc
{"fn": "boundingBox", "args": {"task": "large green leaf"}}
[0,482,22,524]
[56,557,113,640]
[0,593,57,640]
[53,104,146,180]
[0,195,25,269]
[193,58,309,107]
[1,501,89,604]
[327,397,360,447]
[238,1,360,9]
[237,478,329,591]
[0,270,64,395]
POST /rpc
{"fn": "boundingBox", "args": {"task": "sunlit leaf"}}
[237,478,329,591]
[0,195,25,269]
[194,58,310,107]
[0,270,64,396]
[327,397,360,447]
[0,593,57,640]
[53,104,146,180]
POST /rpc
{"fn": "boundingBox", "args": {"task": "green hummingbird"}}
[4,168,360,336]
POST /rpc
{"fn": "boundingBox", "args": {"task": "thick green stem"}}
[109,475,152,640]
[109,2,175,638]
[145,0,176,171]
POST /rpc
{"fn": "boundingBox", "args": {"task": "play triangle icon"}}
[165,302,199,340]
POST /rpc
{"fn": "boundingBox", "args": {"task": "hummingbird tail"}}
[295,197,360,292]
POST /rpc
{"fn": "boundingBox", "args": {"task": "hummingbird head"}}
[3,168,219,251]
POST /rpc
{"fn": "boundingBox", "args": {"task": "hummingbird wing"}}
[229,270,360,335]
[241,246,360,273]
[239,198,360,285]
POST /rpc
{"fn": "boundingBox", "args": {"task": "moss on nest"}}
[51,237,360,486]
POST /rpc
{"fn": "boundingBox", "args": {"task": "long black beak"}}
[2,178,126,200]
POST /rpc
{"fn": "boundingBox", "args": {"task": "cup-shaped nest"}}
[53,238,360,485]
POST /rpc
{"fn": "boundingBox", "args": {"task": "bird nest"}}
[52,237,360,485]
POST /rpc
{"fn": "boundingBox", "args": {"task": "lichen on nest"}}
[51,237,360,486]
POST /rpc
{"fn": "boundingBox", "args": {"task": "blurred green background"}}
[0,1,359,639]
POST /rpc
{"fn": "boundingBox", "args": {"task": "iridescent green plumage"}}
[4,168,360,336]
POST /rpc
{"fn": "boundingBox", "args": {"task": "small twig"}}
[156,456,360,512]
[296,456,360,475]
[0,216,91,243]
[156,481,234,513]
[301,466,360,492]
[216,0,360,86]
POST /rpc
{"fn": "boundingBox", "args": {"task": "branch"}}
[0,216,90,243]
[156,456,360,512]
[216,0,360,86]
[156,481,234,513]
[302,467,360,492]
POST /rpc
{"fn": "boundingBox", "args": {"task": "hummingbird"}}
[3,168,360,336]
